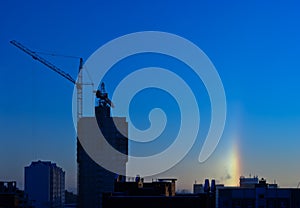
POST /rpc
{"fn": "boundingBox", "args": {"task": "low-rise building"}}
[218,177,300,208]
[0,181,32,208]
[103,176,215,208]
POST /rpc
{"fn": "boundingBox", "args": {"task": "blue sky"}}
[1,1,300,192]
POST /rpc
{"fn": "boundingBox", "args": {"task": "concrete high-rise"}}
[77,83,128,208]
[24,161,65,208]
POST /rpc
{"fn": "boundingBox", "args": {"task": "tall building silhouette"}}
[24,161,65,208]
[77,83,128,208]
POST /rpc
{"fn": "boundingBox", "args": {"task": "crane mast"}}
[10,40,83,120]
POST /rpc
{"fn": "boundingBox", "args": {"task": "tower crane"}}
[10,40,83,120]
[10,40,114,120]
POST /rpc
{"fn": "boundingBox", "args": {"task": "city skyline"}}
[1,1,300,193]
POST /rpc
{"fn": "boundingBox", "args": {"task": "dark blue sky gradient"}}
[1,1,300,192]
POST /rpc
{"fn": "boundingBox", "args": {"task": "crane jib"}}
[10,40,76,84]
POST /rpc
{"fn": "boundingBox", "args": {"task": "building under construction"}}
[77,83,128,208]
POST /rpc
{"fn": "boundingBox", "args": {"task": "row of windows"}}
[220,198,290,208]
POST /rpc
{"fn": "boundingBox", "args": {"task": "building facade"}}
[24,161,65,208]
[218,177,300,208]
[77,83,128,208]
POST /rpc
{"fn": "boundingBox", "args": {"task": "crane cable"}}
[33,51,81,59]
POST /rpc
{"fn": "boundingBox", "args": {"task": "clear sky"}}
[1,0,300,192]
